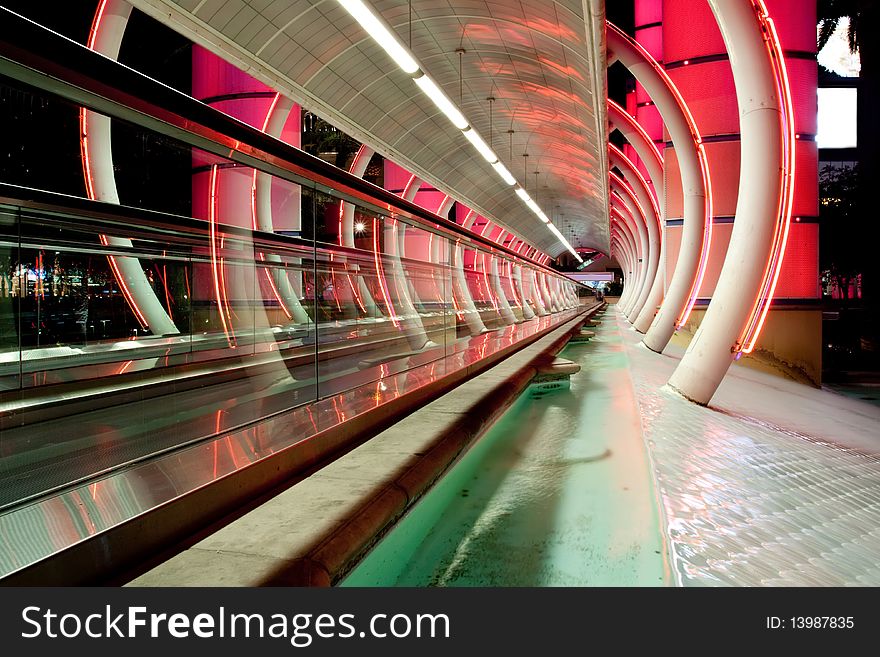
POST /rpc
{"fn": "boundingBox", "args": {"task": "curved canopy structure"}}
[129,0,611,257]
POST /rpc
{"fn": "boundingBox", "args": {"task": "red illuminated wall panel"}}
[772,223,820,298]
[662,0,725,62]
[661,0,819,304]
[635,0,662,26]
[665,61,738,136]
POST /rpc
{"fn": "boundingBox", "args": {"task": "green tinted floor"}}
[343,314,668,586]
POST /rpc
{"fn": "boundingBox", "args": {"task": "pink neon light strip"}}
[736,1,796,354]
[373,217,399,326]
[209,165,234,345]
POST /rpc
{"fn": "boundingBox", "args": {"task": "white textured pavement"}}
[610,307,880,586]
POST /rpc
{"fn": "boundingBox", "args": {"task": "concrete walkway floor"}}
[616,306,880,586]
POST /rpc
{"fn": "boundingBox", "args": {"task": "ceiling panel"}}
[129,0,610,255]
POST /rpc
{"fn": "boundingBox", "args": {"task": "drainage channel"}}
[342,315,669,586]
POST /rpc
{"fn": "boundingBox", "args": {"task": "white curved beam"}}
[607,102,668,328]
[607,100,665,210]
[82,0,178,336]
[339,144,381,317]
[382,218,435,350]
[489,256,517,325]
[610,179,650,317]
[607,22,713,354]
[528,269,549,316]
[513,264,536,319]
[610,203,642,315]
[669,0,794,404]
[253,93,312,324]
[612,214,639,310]
[610,144,662,333]
[612,233,635,301]
[451,242,490,335]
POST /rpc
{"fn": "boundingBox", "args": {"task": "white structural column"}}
[612,205,639,315]
[513,265,536,319]
[611,204,642,314]
[559,278,575,309]
[549,276,559,310]
[398,175,426,313]
[340,144,381,317]
[537,272,551,311]
[610,145,662,332]
[451,242,489,336]
[613,216,639,308]
[254,94,311,324]
[611,237,631,298]
[450,209,489,335]
[615,233,636,310]
[489,257,517,325]
[607,22,712,354]
[607,102,668,331]
[528,269,549,316]
[82,0,178,337]
[613,235,636,301]
[383,219,435,350]
[610,179,650,317]
[668,0,789,404]
[607,100,665,210]
[540,273,557,312]
[432,195,455,311]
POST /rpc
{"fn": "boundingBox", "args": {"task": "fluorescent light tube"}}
[462,128,498,163]
[515,187,531,202]
[338,0,420,74]
[492,161,516,185]
[414,74,468,130]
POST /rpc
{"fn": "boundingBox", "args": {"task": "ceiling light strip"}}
[338,0,575,258]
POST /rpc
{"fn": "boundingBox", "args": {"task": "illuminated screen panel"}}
[817,88,857,149]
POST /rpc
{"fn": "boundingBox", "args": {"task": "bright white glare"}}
[462,128,498,163]
[414,75,469,129]
[817,87,857,148]
[338,0,420,74]
[492,161,516,185]
[354,221,367,233]
[524,198,542,215]
[817,18,860,78]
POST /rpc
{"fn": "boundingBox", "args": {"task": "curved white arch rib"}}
[607,100,664,211]
[610,202,642,311]
[253,93,312,324]
[336,144,382,317]
[607,102,669,332]
[609,144,662,332]
[612,212,639,307]
[610,174,651,317]
[668,0,794,405]
[607,22,713,354]
[81,0,178,336]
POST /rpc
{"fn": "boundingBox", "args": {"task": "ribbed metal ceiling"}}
[128,0,610,256]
